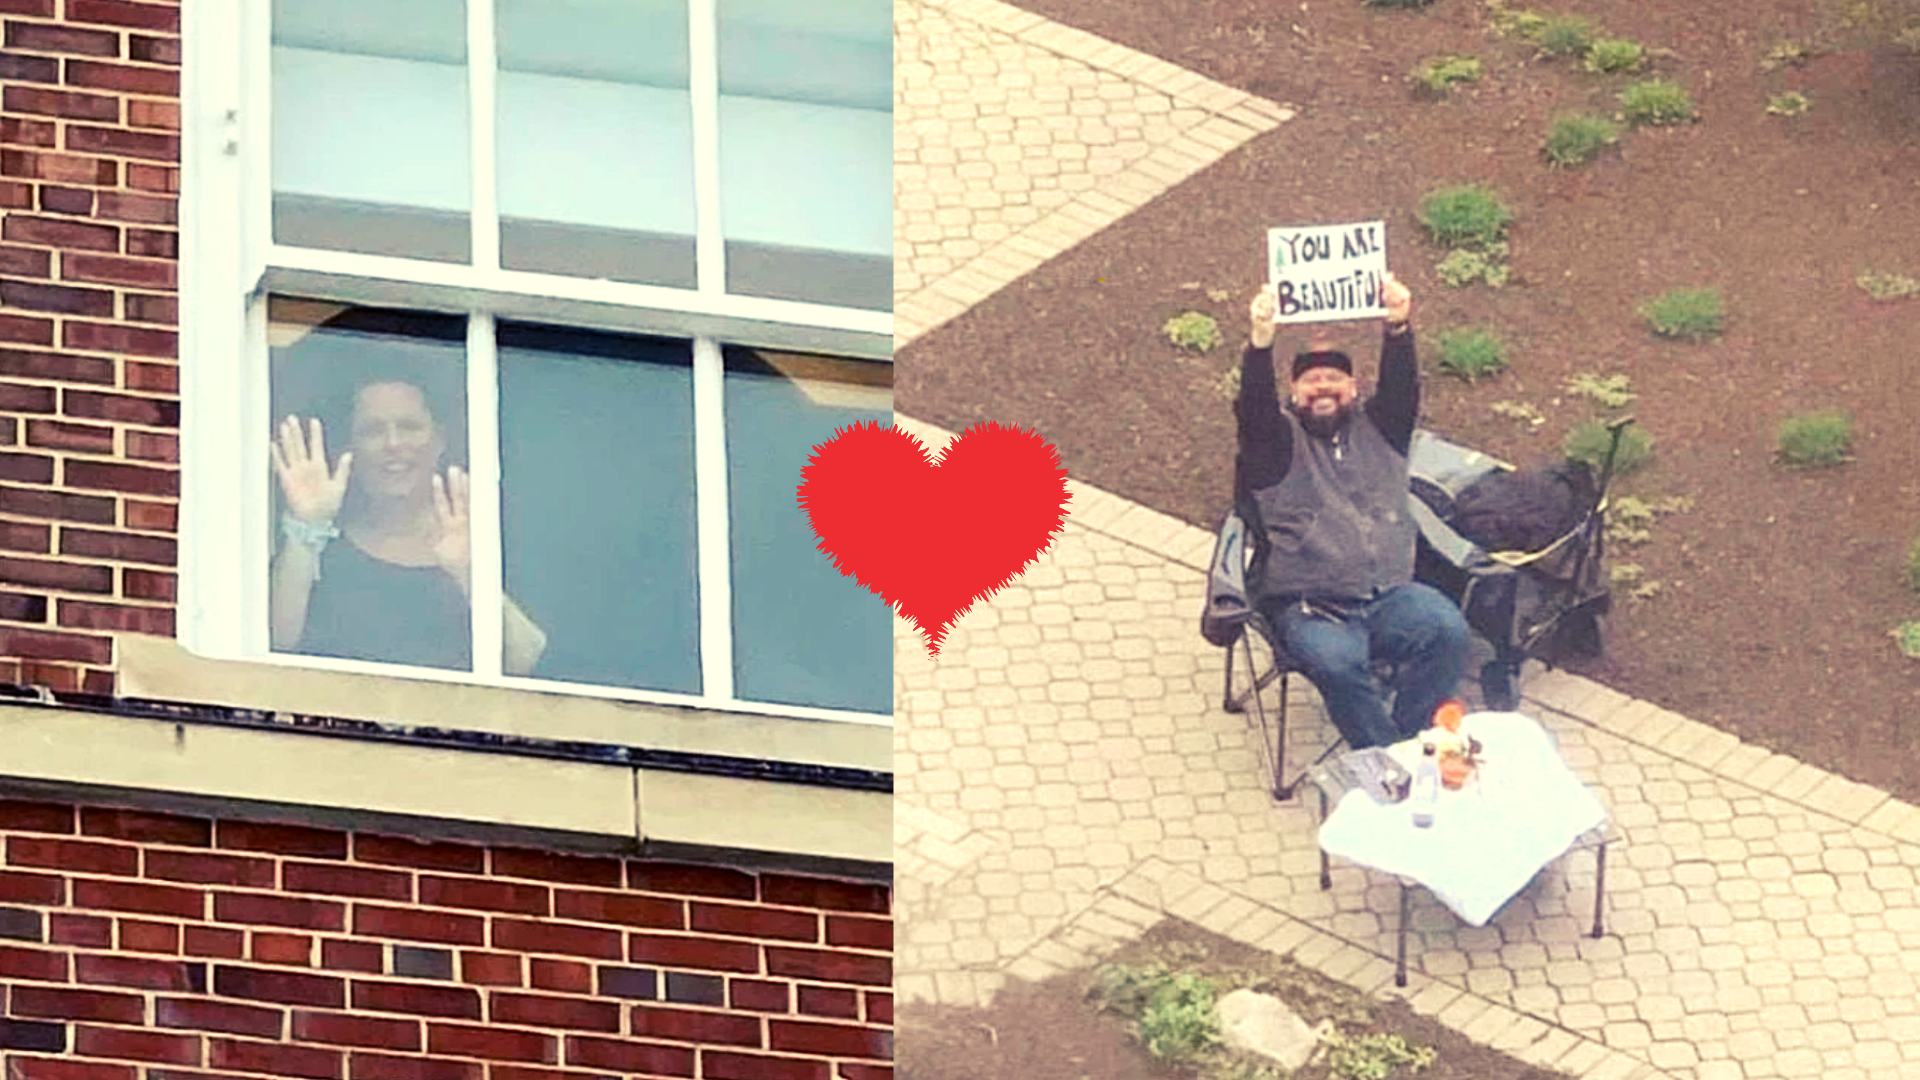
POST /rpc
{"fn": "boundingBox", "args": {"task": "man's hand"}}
[1249,287,1276,349]
[1382,272,1412,327]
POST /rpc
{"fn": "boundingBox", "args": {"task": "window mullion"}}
[469,0,500,272]
[692,335,734,701]
[687,0,724,295]
[467,313,506,679]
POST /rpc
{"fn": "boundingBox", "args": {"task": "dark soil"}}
[898,0,1920,799]
[896,918,1569,1080]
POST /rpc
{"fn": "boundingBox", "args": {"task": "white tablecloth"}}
[1317,711,1610,927]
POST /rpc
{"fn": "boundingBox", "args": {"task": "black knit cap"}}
[1291,350,1353,380]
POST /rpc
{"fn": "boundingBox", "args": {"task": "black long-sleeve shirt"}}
[1235,328,1418,490]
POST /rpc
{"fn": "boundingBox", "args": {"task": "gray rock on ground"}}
[1216,988,1320,1071]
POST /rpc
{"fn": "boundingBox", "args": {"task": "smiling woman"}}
[266,301,548,674]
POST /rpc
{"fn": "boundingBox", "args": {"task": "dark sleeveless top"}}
[299,538,471,670]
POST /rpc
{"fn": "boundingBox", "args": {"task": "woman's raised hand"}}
[271,416,352,525]
[432,465,473,595]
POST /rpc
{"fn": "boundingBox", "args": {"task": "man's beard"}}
[1297,399,1354,439]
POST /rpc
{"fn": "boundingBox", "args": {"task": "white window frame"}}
[180,0,893,726]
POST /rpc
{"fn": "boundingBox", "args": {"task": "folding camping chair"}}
[1202,418,1636,801]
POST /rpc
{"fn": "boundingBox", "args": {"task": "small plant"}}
[1858,270,1920,300]
[1536,13,1595,55]
[1760,39,1818,69]
[1629,579,1663,600]
[1489,2,1549,38]
[1090,963,1222,1064]
[1584,38,1645,72]
[1640,287,1724,340]
[1897,21,1920,53]
[1164,311,1221,353]
[1620,79,1697,124]
[1491,400,1546,427]
[1904,535,1920,593]
[1367,0,1437,8]
[1323,1029,1437,1079]
[1775,408,1853,467]
[1435,244,1511,287]
[1610,563,1645,586]
[1214,365,1243,401]
[1893,621,1920,659]
[1566,372,1635,408]
[1412,54,1484,95]
[1417,184,1513,249]
[1435,326,1509,383]
[1564,420,1653,475]
[1543,113,1621,166]
[1767,91,1812,115]
[1606,495,1656,543]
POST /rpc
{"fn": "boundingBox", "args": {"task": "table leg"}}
[1592,842,1608,939]
[1319,786,1332,891]
[1396,884,1410,988]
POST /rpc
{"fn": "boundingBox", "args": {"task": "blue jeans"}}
[1264,583,1471,749]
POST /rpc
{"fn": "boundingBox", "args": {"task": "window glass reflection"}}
[498,323,700,691]
[271,0,472,263]
[718,0,891,310]
[267,299,478,670]
[496,0,697,287]
[725,347,891,712]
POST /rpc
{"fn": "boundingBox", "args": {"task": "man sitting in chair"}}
[1237,273,1470,749]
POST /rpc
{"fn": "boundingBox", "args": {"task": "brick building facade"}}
[0,0,895,1075]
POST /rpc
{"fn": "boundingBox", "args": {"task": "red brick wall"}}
[0,799,894,1078]
[0,0,183,695]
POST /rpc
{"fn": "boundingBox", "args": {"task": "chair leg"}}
[1592,842,1608,938]
[1222,635,1241,714]
[1396,884,1411,988]
[1318,786,1332,890]
[1271,672,1292,800]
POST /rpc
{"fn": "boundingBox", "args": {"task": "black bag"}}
[1448,458,1597,554]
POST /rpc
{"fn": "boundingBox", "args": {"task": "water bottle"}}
[1411,744,1439,828]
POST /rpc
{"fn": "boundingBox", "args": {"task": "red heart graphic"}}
[798,421,1072,656]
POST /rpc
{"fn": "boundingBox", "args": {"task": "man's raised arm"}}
[1365,272,1418,455]
[1238,288,1292,489]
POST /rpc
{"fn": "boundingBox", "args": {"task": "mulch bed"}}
[897,918,1568,1080]
[899,0,1920,800]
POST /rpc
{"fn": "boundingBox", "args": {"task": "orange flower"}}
[1432,697,1468,733]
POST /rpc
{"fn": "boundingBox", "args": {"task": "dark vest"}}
[1250,408,1417,605]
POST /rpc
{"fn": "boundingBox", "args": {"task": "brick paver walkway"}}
[891,3,1920,1078]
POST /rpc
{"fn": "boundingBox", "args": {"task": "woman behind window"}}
[269,374,548,675]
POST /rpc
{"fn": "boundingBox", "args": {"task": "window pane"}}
[495,0,697,287]
[271,0,472,263]
[499,324,700,692]
[725,347,891,712]
[719,0,890,310]
[267,298,472,670]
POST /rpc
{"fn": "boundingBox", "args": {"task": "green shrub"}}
[1091,964,1222,1064]
[1543,114,1621,166]
[1620,79,1696,124]
[1564,420,1653,475]
[1775,409,1853,468]
[1536,14,1595,55]
[1163,311,1220,353]
[1640,287,1724,340]
[1584,38,1645,72]
[1417,184,1513,249]
[1491,4,1549,38]
[1436,244,1511,287]
[1905,536,1920,593]
[1435,326,1509,383]
[1767,91,1811,115]
[1412,55,1484,95]
[1324,1031,1437,1080]
[1893,621,1920,660]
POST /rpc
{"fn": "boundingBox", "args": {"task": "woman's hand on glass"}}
[432,466,473,595]
[271,416,352,525]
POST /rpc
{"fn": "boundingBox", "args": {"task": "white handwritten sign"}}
[1266,221,1387,324]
